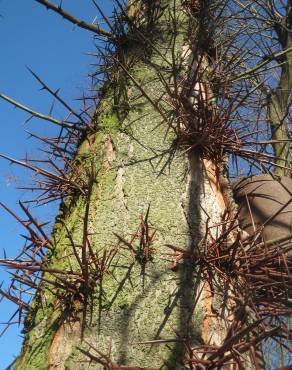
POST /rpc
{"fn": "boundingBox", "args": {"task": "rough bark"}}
[268,1,292,176]
[14,1,251,369]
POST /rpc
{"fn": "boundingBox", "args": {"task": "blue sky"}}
[0,1,112,367]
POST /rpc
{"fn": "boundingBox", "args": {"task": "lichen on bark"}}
[14,1,230,369]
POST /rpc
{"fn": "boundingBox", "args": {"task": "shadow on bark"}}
[165,153,203,369]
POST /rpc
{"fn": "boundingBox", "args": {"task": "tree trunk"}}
[14,1,254,369]
[267,1,292,176]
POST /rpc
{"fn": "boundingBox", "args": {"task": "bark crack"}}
[116,164,129,211]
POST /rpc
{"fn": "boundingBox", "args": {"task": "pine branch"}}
[35,0,113,38]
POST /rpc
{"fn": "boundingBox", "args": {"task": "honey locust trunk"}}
[14,1,254,369]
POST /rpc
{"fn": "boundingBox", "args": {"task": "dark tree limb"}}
[0,92,82,131]
[35,0,113,39]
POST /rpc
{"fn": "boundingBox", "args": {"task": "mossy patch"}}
[99,111,120,133]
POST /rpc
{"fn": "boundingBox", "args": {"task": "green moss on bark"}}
[14,3,212,369]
